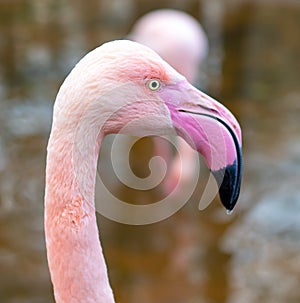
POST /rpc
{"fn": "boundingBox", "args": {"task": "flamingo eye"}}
[147,79,161,91]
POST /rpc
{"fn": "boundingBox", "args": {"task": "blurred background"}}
[0,0,300,302]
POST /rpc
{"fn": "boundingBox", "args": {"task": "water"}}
[0,1,300,302]
[226,209,233,216]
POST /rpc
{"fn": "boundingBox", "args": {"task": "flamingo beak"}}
[159,80,242,211]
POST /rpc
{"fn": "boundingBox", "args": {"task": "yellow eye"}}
[148,79,161,91]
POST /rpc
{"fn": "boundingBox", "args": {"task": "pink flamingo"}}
[45,40,242,302]
[129,9,209,193]
[129,9,208,83]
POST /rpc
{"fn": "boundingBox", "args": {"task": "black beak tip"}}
[212,159,242,211]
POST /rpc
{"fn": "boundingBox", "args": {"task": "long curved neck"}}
[45,113,115,302]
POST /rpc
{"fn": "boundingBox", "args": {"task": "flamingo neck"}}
[45,122,115,303]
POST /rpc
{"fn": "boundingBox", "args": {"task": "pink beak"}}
[159,80,242,211]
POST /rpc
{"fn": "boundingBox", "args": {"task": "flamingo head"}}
[129,9,209,82]
[55,40,242,211]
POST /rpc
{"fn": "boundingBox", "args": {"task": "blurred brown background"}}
[0,0,300,302]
